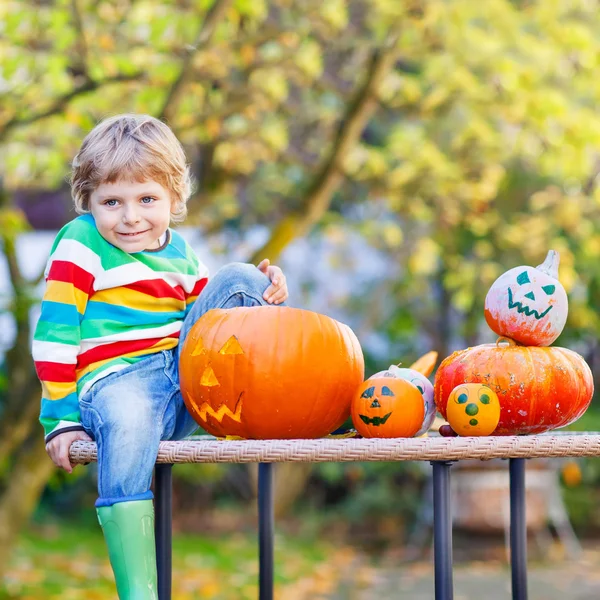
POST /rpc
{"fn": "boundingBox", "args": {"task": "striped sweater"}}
[32,214,209,442]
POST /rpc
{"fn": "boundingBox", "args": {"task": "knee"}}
[99,394,157,444]
[215,262,269,292]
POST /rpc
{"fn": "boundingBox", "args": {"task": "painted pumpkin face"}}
[371,366,435,436]
[369,351,438,436]
[446,384,500,436]
[351,378,425,438]
[484,250,568,346]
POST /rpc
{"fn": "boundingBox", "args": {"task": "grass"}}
[2,520,357,599]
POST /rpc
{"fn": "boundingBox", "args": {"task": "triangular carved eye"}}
[381,386,395,397]
[191,337,206,356]
[219,335,244,355]
[201,366,220,387]
[361,386,375,399]
[517,271,530,285]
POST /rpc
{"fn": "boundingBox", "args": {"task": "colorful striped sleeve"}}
[183,246,209,317]
[33,227,99,442]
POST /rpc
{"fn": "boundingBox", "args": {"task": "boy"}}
[32,114,288,599]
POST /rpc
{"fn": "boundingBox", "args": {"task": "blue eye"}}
[105,199,118,206]
[361,386,375,399]
[542,285,555,295]
[381,386,395,397]
[141,196,155,204]
[517,271,530,285]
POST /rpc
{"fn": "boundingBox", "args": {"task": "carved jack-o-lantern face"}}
[193,334,245,423]
[351,378,425,438]
[484,250,568,346]
[446,384,500,436]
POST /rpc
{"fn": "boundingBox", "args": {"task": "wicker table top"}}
[69,432,600,464]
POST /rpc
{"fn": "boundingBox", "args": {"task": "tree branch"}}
[159,0,233,123]
[249,31,401,263]
[583,155,600,196]
[70,0,90,77]
[0,72,144,143]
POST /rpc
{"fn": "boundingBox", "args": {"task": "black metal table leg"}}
[510,458,528,600]
[258,462,274,600]
[155,463,173,600]
[432,461,454,600]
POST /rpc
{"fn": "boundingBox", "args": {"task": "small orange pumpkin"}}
[351,378,425,438]
[484,250,568,346]
[434,338,593,435]
[179,306,364,439]
[369,351,439,436]
[446,384,500,436]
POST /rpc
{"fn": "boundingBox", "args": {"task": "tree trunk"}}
[0,435,56,582]
[250,31,401,264]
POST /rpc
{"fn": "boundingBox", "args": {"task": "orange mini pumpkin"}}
[446,384,500,436]
[179,306,364,439]
[484,250,568,346]
[434,338,593,435]
[351,378,425,438]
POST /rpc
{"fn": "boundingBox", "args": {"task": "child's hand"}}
[256,258,288,304]
[46,430,93,473]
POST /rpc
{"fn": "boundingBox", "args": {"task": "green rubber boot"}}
[97,500,158,600]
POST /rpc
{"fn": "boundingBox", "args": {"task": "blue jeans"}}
[79,262,273,507]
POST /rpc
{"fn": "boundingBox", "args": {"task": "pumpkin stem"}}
[536,250,560,279]
[496,336,519,347]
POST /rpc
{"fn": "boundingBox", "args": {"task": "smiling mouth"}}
[507,288,553,320]
[117,230,149,237]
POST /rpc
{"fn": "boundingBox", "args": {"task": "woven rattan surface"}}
[69,432,600,464]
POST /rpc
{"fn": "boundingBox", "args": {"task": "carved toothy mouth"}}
[507,288,553,320]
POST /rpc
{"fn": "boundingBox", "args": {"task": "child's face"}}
[89,179,174,253]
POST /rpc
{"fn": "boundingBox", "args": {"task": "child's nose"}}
[123,206,141,224]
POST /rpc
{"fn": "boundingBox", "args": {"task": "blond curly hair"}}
[70,114,192,223]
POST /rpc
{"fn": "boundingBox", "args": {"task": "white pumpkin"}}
[484,250,568,346]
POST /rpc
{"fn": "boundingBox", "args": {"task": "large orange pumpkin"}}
[179,306,364,439]
[351,378,425,438]
[434,338,593,435]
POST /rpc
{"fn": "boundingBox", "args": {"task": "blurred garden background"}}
[3,0,600,597]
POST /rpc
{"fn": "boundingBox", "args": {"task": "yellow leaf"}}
[381,222,403,248]
[204,117,221,139]
[294,40,323,79]
[239,44,256,66]
[408,238,440,276]
[249,68,288,102]
[321,0,348,30]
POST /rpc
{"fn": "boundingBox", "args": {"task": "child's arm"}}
[32,233,96,446]
[183,255,209,317]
